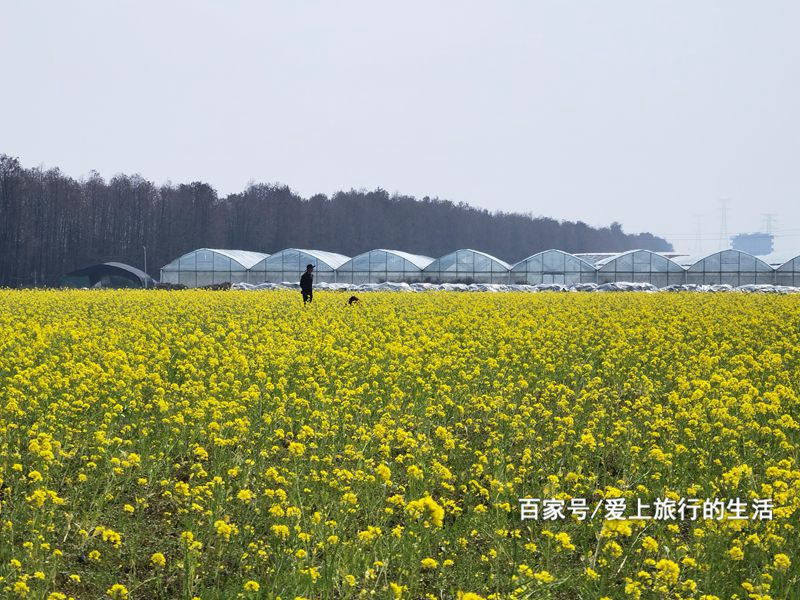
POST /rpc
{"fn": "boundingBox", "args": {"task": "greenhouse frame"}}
[160,248,270,287]
[248,249,350,284]
[336,249,434,284]
[510,249,597,285]
[596,250,686,287]
[62,262,156,289]
[776,255,800,287]
[423,249,511,283]
[156,246,800,289]
[683,250,774,286]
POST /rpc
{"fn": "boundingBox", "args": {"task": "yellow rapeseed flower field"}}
[0,290,798,599]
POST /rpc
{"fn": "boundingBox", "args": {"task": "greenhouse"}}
[683,250,774,286]
[596,250,686,287]
[336,249,434,284]
[510,249,597,285]
[775,255,800,287]
[248,249,350,284]
[160,248,269,287]
[155,246,800,288]
[423,249,511,283]
[62,262,156,289]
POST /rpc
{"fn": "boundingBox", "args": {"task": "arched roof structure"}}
[423,249,510,283]
[776,255,800,286]
[249,249,350,283]
[684,249,774,285]
[62,262,156,288]
[510,249,596,284]
[160,248,270,287]
[336,249,434,283]
[596,249,685,286]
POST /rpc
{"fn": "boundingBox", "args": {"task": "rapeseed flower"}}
[0,290,797,598]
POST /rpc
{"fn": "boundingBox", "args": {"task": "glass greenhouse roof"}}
[758,252,800,267]
[166,248,271,270]
[682,250,774,271]
[596,249,685,271]
[776,255,800,271]
[425,249,511,271]
[338,249,434,270]
[577,251,688,267]
[513,249,596,271]
[252,249,351,270]
[157,246,800,287]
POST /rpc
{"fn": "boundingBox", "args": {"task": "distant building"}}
[731,232,773,256]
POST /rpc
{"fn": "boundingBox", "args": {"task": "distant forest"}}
[0,154,671,286]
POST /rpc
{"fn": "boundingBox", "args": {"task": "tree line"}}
[0,154,671,286]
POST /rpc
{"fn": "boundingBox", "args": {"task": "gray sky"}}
[3,1,799,255]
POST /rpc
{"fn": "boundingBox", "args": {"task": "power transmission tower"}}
[762,213,777,234]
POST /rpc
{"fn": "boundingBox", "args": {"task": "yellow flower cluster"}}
[405,495,445,528]
[0,289,797,598]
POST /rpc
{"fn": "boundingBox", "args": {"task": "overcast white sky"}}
[2,1,799,255]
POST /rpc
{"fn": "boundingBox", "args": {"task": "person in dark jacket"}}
[300,264,314,304]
